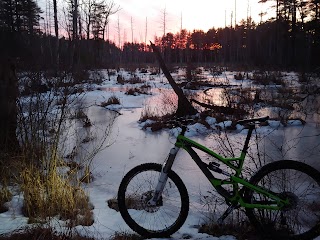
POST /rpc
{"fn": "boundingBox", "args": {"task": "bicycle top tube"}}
[174,116,269,170]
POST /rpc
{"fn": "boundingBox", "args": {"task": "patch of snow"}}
[138,119,156,128]
[205,117,217,126]
[235,124,244,131]
[287,120,303,126]
[268,120,282,128]
[186,123,210,137]
[216,121,232,129]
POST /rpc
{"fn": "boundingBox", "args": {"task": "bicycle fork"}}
[147,147,180,206]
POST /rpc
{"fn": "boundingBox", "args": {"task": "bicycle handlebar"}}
[166,116,269,135]
[237,116,269,125]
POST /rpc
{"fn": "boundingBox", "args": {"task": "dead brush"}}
[117,75,125,84]
[139,89,178,130]
[199,221,258,240]
[125,87,149,95]
[111,231,144,240]
[0,225,95,240]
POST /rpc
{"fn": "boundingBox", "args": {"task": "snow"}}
[1,68,320,240]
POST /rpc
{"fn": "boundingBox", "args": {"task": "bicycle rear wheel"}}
[117,163,189,238]
[245,160,320,239]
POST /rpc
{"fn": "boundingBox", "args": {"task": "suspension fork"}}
[147,146,180,206]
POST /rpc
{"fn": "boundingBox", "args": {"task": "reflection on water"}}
[145,84,320,127]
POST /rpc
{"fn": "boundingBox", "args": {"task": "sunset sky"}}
[107,0,275,45]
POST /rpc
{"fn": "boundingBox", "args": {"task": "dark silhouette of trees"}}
[0,0,42,66]
[0,0,41,34]
[0,59,19,153]
[0,0,41,153]
[0,0,319,71]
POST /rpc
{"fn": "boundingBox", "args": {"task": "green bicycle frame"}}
[174,125,289,210]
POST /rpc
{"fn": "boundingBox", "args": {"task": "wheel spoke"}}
[118,163,189,237]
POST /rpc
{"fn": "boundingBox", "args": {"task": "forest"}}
[0,0,319,72]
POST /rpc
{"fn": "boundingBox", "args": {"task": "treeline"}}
[0,0,319,71]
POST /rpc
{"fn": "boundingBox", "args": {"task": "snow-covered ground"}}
[1,68,320,239]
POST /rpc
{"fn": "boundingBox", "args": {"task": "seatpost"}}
[242,123,255,154]
[180,125,187,136]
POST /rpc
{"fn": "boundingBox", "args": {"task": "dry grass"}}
[21,162,93,226]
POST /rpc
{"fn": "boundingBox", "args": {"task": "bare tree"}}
[100,0,120,41]
[131,16,134,43]
[82,0,94,39]
[53,0,59,72]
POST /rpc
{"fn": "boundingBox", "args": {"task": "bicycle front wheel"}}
[245,160,320,239]
[117,163,189,238]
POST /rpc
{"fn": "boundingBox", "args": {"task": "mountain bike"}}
[117,116,320,239]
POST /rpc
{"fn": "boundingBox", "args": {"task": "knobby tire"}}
[117,163,189,238]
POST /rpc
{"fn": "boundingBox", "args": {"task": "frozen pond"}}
[2,68,320,239]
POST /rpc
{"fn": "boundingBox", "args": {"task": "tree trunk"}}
[71,0,79,70]
[150,41,198,117]
[0,59,19,153]
[53,0,59,73]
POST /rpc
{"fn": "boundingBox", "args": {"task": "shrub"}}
[71,109,88,119]
[234,72,244,80]
[117,75,125,84]
[101,96,121,107]
[89,70,104,84]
